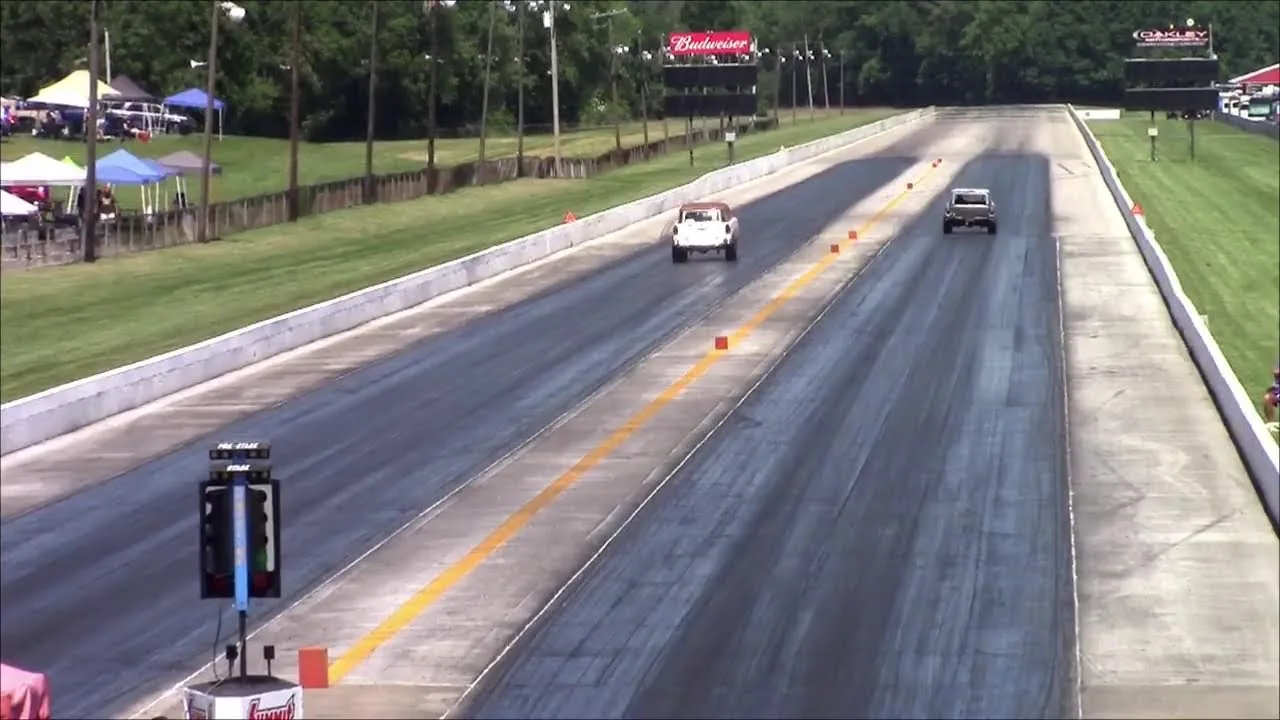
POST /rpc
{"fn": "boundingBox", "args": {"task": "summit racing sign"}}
[667,31,752,56]
[1132,28,1210,48]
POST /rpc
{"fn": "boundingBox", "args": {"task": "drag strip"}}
[0,132,927,717]
[466,150,1075,719]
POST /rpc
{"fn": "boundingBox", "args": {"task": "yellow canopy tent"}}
[28,71,120,107]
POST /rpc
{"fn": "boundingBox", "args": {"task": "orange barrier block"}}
[298,647,330,689]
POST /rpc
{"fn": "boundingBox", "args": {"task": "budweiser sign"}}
[247,696,297,720]
[668,31,752,56]
[1132,28,1210,48]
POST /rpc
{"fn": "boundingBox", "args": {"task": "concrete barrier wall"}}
[1212,112,1280,140]
[1068,104,1280,526]
[0,108,935,454]
[1073,108,1122,120]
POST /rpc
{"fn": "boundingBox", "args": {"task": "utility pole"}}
[771,49,783,122]
[197,0,221,244]
[783,43,793,125]
[610,20,620,151]
[83,0,101,262]
[548,1,562,171]
[820,43,830,110]
[426,4,440,189]
[839,51,845,114]
[591,8,627,152]
[516,1,526,174]
[287,1,301,222]
[803,34,815,121]
[478,0,497,165]
[363,0,379,205]
[639,40,650,146]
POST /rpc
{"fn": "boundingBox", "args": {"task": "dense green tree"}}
[1,0,1275,142]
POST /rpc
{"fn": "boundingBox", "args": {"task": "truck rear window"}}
[953,193,988,205]
[682,210,722,222]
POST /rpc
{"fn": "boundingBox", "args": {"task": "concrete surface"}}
[1057,113,1280,718]
[0,117,934,719]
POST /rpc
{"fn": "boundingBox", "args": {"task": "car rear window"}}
[953,193,988,205]
[682,209,721,222]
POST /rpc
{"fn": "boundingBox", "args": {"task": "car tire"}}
[987,222,997,235]
[672,246,688,263]
[724,241,738,262]
[942,222,953,235]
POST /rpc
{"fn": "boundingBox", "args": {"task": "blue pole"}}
[230,448,251,679]
[232,480,249,613]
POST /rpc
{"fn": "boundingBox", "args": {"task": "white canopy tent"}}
[0,189,39,216]
[0,152,88,186]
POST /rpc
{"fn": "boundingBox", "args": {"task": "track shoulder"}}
[1055,116,1280,719]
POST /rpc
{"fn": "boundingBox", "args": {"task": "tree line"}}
[1,0,1276,143]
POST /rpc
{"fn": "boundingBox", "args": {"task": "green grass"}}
[0,111,846,208]
[0,107,899,402]
[1088,113,1280,424]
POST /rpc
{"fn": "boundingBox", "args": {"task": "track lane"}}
[0,129,928,718]
[467,141,1074,719]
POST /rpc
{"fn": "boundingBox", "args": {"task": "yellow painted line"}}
[327,161,942,684]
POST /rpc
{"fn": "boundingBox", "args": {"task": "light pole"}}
[638,47,653,146]
[364,0,379,205]
[542,1,570,171]
[478,0,498,165]
[287,1,301,222]
[196,0,246,245]
[802,38,815,122]
[423,0,457,191]
[84,0,102,262]
[838,50,846,114]
[511,1,530,173]
[590,8,628,151]
[819,44,831,111]
[762,47,782,122]
[791,45,799,125]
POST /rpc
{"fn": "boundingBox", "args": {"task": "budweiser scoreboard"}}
[662,30,759,119]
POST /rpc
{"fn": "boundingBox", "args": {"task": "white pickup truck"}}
[671,201,739,263]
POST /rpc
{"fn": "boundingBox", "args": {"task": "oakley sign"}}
[1132,28,1210,48]
[667,31,753,56]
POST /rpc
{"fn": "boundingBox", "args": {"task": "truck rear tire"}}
[672,246,688,263]
[724,242,738,262]
[942,222,953,235]
[987,222,997,235]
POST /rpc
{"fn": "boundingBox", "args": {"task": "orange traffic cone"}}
[1131,203,1144,216]
[563,211,577,223]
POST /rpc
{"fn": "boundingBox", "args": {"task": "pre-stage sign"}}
[1132,28,1210,48]
[667,31,752,56]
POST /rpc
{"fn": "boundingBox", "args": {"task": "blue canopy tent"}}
[162,88,226,140]
[97,148,169,213]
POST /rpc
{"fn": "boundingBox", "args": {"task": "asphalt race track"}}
[6,108,1275,720]
[0,126,925,718]
[465,139,1074,720]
